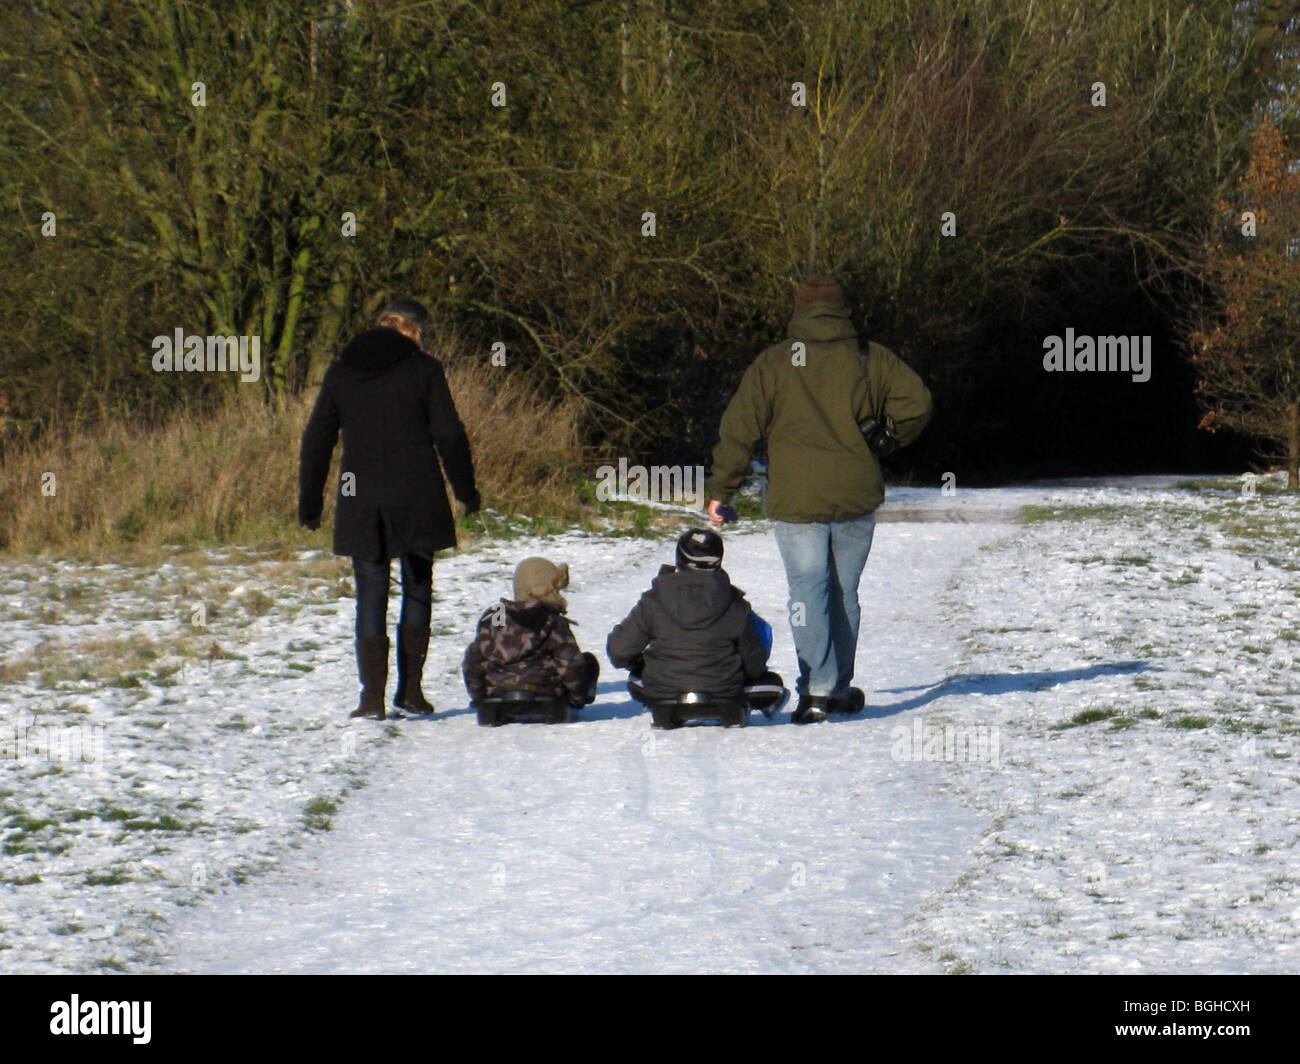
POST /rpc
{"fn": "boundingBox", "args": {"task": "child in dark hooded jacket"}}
[607,529,785,711]
[463,556,599,707]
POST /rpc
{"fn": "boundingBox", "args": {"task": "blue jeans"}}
[352,554,433,638]
[772,512,877,698]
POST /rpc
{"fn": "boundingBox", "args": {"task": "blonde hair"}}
[375,296,429,347]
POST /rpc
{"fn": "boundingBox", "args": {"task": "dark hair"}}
[377,296,429,334]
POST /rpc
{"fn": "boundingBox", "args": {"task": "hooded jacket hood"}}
[338,326,421,379]
[788,302,857,345]
[649,567,738,631]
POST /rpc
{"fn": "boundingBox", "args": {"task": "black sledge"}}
[474,690,571,726]
[648,692,748,729]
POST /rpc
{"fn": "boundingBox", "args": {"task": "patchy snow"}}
[903,475,1300,973]
[2,474,1296,973]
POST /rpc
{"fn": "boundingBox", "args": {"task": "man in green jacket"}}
[703,275,932,723]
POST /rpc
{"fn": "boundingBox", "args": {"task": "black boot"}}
[791,694,830,724]
[350,636,388,720]
[827,687,866,714]
[574,651,600,708]
[393,624,436,715]
[744,671,789,719]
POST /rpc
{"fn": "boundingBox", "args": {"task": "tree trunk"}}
[307,266,350,390]
[1289,400,1299,490]
[619,5,631,104]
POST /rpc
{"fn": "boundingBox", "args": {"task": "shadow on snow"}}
[864,660,1155,718]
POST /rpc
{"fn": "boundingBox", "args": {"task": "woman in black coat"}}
[298,298,479,719]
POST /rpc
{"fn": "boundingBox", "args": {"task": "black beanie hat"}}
[676,528,724,570]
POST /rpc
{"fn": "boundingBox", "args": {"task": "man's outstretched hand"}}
[707,499,738,527]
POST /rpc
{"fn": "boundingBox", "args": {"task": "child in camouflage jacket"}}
[462,556,598,708]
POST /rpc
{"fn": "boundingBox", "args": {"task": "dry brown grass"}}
[0,355,586,557]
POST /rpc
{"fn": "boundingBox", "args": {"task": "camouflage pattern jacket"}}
[462,599,590,703]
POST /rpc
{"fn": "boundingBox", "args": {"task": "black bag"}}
[857,345,899,458]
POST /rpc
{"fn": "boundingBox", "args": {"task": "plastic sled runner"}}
[474,690,571,726]
[648,692,748,729]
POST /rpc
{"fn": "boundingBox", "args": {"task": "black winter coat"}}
[606,565,768,701]
[298,327,479,561]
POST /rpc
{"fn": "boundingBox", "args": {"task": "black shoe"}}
[827,687,866,715]
[791,694,829,724]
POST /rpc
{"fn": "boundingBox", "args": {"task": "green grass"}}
[90,806,186,831]
[1174,475,1290,495]
[1022,503,1132,524]
[1053,707,1119,729]
[303,796,338,832]
[730,491,767,520]
[464,508,573,540]
[118,814,186,832]
[1168,715,1213,730]
[6,814,56,833]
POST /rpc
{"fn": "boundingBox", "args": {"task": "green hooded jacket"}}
[703,302,932,523]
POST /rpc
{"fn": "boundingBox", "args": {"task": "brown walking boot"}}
[393,624,436,715]
[350,636,389,720]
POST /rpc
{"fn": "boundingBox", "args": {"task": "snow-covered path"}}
[8,476,1290,972]
[161,513,1016,973]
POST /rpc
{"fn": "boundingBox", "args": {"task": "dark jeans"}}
[353,553,433,638]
